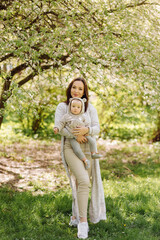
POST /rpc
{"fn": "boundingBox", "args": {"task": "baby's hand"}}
[54,127,59,134]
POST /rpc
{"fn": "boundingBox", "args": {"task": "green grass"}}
[0,188,74,240]
[0,120,60,144]
[1,176,160,240]
[0,123,160,239]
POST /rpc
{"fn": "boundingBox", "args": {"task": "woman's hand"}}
[72,127,89,143]
[76,135,88,143]
[72,127,89,136]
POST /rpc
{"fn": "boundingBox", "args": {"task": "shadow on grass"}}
[101,161,160,180]
[100,145,160,179]
[91,194,160,240]
[0,187,77,240]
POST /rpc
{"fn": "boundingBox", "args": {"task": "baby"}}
[54,97,102,169]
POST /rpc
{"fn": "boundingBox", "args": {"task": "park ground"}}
[0,125,160,240]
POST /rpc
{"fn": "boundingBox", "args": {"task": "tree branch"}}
[126,0,160,8]
[17,54,70,87]
[107,1,160,13]
[0,53,14,62]
[10,63,28,77]
[43,11,59,17]
[78,1,103,27]
[24,16,40,30]
[17,72,37,87]
[0,0,14,10]
[142,63,159,72]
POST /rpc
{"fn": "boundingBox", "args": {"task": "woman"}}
[54,77,106,239]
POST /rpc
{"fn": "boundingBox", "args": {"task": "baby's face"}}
[70,100,82,115]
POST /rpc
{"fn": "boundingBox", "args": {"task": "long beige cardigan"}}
[55,102,106,223]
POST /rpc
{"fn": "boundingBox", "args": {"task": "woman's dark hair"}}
[65,77,89,111]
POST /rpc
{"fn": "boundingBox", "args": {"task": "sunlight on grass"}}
[0,122,31,144]
[101,176,160,240]
[0,121,58,145]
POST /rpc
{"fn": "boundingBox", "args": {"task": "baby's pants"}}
[64,139,92,219]
[70,136,97,160]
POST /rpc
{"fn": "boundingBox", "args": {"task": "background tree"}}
[0,0,160,140]
[7,77,65,136]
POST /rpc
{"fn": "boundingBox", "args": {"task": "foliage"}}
[1,104,157,141]
[0,0,160,140]
[94,92,157,140]
[6,78,66,135]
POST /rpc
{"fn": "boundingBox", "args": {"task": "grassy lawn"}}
[0,124,160,240]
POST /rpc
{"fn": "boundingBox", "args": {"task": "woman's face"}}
[71,81,84,98]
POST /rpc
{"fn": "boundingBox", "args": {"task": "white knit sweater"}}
[54,102,106,223]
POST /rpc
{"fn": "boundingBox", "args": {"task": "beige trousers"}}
[64,139,92,219]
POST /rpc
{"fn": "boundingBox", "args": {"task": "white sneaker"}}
[77,222,89,239]
[69,216,78,227]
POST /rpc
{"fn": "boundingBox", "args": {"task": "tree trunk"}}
[0,77,12,128]
[31,108,43,133]
[0,114,4,127]
[0,63,33,129]
[152,111,160,142]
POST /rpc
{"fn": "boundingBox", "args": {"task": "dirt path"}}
[0,139,123,194]
[0,140,70,193]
